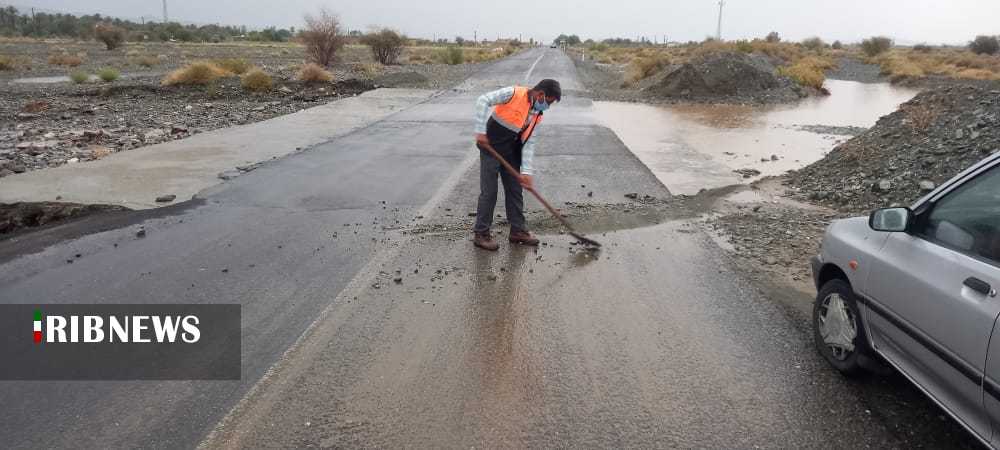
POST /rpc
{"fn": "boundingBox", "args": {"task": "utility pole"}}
[162,0,168,23]
[716,0,725,41]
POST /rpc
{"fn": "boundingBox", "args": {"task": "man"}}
[472,79,561,251]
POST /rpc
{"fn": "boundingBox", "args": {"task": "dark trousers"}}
[474,145,526,234]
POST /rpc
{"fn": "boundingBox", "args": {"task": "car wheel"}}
[813,278,870,375]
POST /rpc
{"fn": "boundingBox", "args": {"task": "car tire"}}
[813,278,871,376]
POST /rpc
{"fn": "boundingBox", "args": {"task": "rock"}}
[0,169,13,177]
[155,194,177,203]
[771,154,780,161]
[171,126,189,134]
[90,146,113,159]
[218,169,241,180]
[143,129,167,141]
[624,193,639,200]
[11,165,26,173]
[279,86,293,94]
[873,180,892,193]
[15,113,39,120]
[136,227,146,238]
[66,158,79,164]
[955,129,964,139]
[919,180,936,192]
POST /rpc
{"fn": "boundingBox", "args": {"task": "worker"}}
[472,79,561,251]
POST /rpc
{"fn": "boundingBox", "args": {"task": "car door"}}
[864,162,1000,442]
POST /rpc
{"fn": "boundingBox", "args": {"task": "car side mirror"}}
[869,207,912,232]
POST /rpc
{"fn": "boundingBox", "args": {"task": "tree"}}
[301,8,345,67]
[802,37,825,51]
[970,35,999,55]
[860,36,893,57]
[362,28,405,65]
[765,31,780,43]
[94,22,125,50]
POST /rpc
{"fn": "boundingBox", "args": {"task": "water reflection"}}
[592,80,919,195]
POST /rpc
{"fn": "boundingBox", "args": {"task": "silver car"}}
[811,151,1000,447]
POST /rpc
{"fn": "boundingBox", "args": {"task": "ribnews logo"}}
[32,309,201,344]
[2,304,240,380]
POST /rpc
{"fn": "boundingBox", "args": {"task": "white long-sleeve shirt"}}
[474,86,540,175]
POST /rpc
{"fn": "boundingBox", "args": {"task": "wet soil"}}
[0,201,129,236]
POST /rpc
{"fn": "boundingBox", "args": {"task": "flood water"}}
[592,80,919,195]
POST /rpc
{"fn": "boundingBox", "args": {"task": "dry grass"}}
[162,61,231,86]
[48,53,83,67]
[297,63,333,82]
[358,62,384,79]
[624,54,669,85]
[872,49,1000,82]
[0,54,15,70]
[133,55,159,68]
[241,69,273,92]
[213,58,252,75]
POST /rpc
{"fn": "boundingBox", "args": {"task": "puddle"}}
[592,80,919,195]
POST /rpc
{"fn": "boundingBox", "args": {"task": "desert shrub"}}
[912,43,933,53]
[735,40,754,53]
[49,54,83,67]
[765,32,781,43]
[588,42,609,52]
[361,28,406,65]
[956,68,1000,80]
[831,40,843,50]
[0,55,14,71]
[162,61,229,86]
[98,67,120,82]
[241,69,273,91]
[802,37,825,51]
[69,71,89,84]
[779,58,829,89]
[214,58,251,75]
[624,54,669,84]
[875,53,924,82]
[970,35,1000,55]
[359,63,383,79]
[135,55,159,68]
[297,63,333,82]
[439,46,464,65]
[301,8,345,67]
[94,23,125,50]
[861,36,893,57]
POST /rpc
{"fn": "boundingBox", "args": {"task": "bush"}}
[162,61,230,86]
[134,55,159,68]
[214,58,251,75]
[241,69,273,92]
[831,40,843,50]
[94,23,125,50]
[297,63,333,82]
[301,8,345,67]
[361,28,406,65]
[970,35,1000,55]
[69,71,89,84]
[0,55,14,71]
[624,54,669,85]
[98,67,120,82]
[49,54,83,67]
[439,46,464,65]
[765,32,781,43]
[779,63,825,89]
[735,40,754,53]
[861,36,893,57]
[912,43,933,53]
[802,37,825,51]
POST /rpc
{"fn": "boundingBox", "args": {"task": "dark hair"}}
[533,79,561,102]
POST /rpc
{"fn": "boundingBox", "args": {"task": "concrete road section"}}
[0,48,979,449]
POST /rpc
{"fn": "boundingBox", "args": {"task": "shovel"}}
[477,142,601,248]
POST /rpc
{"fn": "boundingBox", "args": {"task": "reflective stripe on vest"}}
[491,86,542,143]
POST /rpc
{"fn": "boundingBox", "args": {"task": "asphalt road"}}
[0,48,981,448]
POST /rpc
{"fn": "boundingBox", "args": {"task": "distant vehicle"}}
[550,43,558,48]
[811,151,1000,448]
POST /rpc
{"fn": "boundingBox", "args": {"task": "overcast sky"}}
[11,0,998,45]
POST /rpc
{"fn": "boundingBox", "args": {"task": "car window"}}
[916,164,1000,264]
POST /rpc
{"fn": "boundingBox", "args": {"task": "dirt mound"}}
[645,52,803,103]
[788,84,1000,213]
[0,202,129,235]
[374,71,429,88]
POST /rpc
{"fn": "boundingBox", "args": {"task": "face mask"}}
[533,99,549,112]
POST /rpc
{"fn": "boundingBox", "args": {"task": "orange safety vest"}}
[491,86,543,143]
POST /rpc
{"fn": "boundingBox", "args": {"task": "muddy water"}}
[592,80,919,195]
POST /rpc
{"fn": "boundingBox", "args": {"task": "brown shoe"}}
[509,230,540,246]
[473,232,499,251]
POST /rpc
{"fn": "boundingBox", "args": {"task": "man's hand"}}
[475,133,489,148]
[519,174,534,190]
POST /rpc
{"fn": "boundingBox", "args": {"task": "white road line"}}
[524,53,545,82]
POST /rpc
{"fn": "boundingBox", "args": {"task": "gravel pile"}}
[2,76,373,177]
[825,58,885,84]
[644,52,806,104]
[788,84,1000,213]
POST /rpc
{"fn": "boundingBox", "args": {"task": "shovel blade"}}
[570,232,602,248]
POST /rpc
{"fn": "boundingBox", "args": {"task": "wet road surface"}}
[0,48,981,448]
